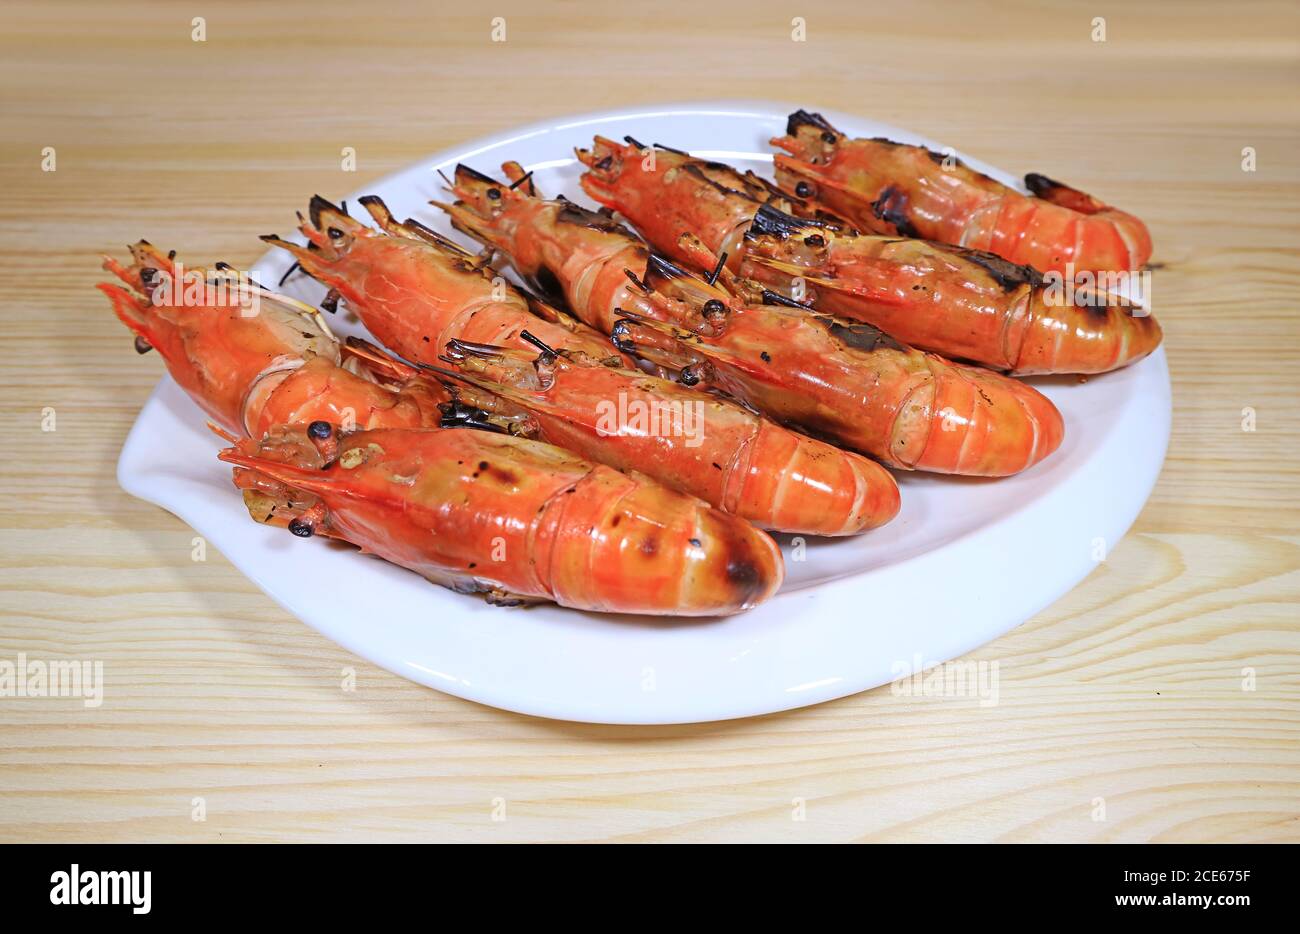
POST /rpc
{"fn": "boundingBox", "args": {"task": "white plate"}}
[117,102,1171,724]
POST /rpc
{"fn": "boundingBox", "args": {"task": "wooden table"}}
[2,0,1297,843]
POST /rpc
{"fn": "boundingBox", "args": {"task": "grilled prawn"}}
[770,109,1154,277]
[222,425,782,615]
[100,243,781,615]
[262,195,624,367]
[432,334,900,535]
[741,205,1163,375]
[577,137,1161,375]
[440,162,1063,476]
[98,242,450,436]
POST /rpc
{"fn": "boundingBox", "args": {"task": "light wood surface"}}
[1,0,1297,843]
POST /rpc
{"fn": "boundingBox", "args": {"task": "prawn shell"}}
[221,427,784,616]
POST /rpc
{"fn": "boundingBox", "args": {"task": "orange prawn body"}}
[740,206,1163,375]
[262,195,624,369]
[98,243,449,436]
[443,162,1062,476]
[577,136,1161,376]
[770,110,1154,278]
[440,341,899,536]
[221,426,783,616]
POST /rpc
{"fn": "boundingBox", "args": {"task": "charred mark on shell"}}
[747,203,829,241]
[931,243,1045,291]
[452,577,492,595]
[1023,173,1065,199]
[438,399,508,434]
[309,194,345,231]
[786,109,839,137]
[455,163,500,187]
[680,164,759,204]
[823,318,907,354]
[652,142,689,156]
[725,556,763,604]
[523,264,566,305]
[870,187,921,239]
[556,201,635,235]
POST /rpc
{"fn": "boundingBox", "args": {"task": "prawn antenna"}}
[277,261,303,287]
[706,252,728,286]
[519,330,559,363]
[760,289,814,309]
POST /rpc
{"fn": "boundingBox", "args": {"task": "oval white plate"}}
[117,102,1170,724]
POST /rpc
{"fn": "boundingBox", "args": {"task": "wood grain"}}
[1,0,1297,843]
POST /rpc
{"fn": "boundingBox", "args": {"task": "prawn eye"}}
[795,181,814,198]
[308,420,333,439]
[803,234,825,247]
[821,131,836,144]
[702,299,726,317]
[486,188,502,201]
[288,518,314,538]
